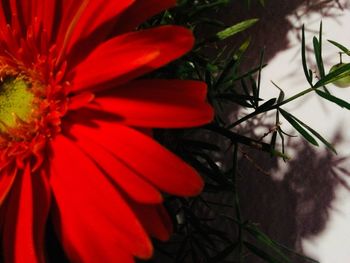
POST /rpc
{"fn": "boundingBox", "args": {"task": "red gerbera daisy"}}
[0,0,213,262]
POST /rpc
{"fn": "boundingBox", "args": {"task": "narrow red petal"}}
[13,0,30,27]
[50,135,152,262]
[2,163,50,263]
[68,92,95,110]
[114,0,176,34]
[9,0,23,34]
[0,166,17,206]
[68,122,204,196]
[55,0,89,65]
[70,26,194,92]
[66,0,133,53]
[90,79,213,128]
[33,0,56,40]
[73,133,163,204]
[131,203,173,241]
[32,168,51,263]
[0,2,8,30]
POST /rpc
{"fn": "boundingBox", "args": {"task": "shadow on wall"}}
[237,132,349,263]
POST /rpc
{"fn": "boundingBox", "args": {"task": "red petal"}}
[11,0,57,40]
[66,0,133,53]
[68,122,204,196]
[73,133,163,204]
[90,79,213,128]
[0,3,7,35]
[115,0,176,34]
[32,0,56,40]
[0,166,17,206]
[131,203,173,241]
[32,168,51,263]
[50,135,152,262]
[68,92,95,110]
[2,163,50,263]
[70,26,194,92]
[55,0,90,64]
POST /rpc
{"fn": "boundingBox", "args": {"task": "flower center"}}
[0,77,34,130]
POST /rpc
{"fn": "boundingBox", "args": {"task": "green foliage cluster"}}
[141,1,350,263]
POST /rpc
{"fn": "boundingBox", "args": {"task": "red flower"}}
[0,0,213,262]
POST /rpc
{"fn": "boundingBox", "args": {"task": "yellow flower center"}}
[0,77,34,130]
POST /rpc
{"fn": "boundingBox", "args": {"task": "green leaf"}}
[287,109,336,153]
[271,81,285,103]
[313,33,325,77]
[278,105,336,152]
[215,93,255,108]
[301,25,313,85]
[245,225,292,263]
[316,90,350,110]
[315,63,350,88]
[328,39,350,56]
[234,38,251,60]
[205,124,272,152]
[233,64,268,81]
[259,0,266,6]
[256,98,276,112]
[216,18,259,40]
[244,242,285,263]
[272,242,320,263]
[279,109,319,146]
[250,75,259,108]
[256,49,265,107]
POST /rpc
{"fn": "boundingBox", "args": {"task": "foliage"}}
[140,1,350,262]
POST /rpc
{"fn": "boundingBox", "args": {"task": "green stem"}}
[275,87,314,108]
[228,86,315,128]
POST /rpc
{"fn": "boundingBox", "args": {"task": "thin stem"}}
[228,86,315,128]
[232,143,244,263]
[275,87,314,108]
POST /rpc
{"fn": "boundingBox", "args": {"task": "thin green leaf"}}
[316,90,350,110]
[271,81,285,103]
[315,63,350,88]
[215,93,255,108]
[245,225,292,263]
[249,75,259,108]
[270,131,277,150]
[279,109,319,146]
[302,25,313,85]
[256,98,276,112]
[328,39,350,56]
[259,0,266,6]
[272,241,320,263]
[234,38,251,60]
[244,242,285,263]
[280,105,336,152]
[313,36,325,77]
[216,18,259,40]
[256,49,265,107]
[233,64,268,81]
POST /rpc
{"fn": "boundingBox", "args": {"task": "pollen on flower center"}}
[0,77,34,130]
[0,52,69,171]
